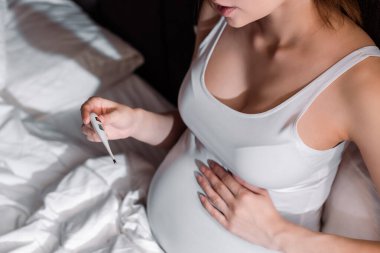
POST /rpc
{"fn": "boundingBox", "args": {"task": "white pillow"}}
[0,0,6,88]
[3,0,143,115]
[322,143,380,240]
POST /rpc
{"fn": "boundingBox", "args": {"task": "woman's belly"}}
[147,130,279,253]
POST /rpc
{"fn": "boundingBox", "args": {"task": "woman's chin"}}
[225,18,250,28]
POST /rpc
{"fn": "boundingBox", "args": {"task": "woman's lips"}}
[216,4,236,17]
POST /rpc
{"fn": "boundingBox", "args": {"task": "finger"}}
[81,124,95,141]
[195,171,230,215]
[99,107,119,126]
[233,175,267,195]
[80,97,100,124]
[80,97,117,125]
[81,124,101,142]
[198,165,235,207]
[199,193,228,228]
[207,160,242,196]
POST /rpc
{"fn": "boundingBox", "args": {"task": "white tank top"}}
[147,17,380,252]
[179,17,380,218]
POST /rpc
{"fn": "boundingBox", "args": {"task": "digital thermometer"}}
[90,112,116,164]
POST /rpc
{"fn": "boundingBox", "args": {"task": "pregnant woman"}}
[81,0,380,252]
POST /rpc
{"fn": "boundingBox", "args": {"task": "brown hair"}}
[313,0,362,27]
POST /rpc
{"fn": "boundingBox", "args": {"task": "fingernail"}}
[198,192,206,202]
[194,171,202,180]
[207,159,215,168]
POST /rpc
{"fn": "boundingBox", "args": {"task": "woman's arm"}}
[276,223,380,253]
[80,97,186,150]
[346,58,380,194]
[277,57,380,253]
[131,108,186,149]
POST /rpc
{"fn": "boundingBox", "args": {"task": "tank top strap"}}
[197,17,226,55]
[360,45,380,56]
[293,46,380,118]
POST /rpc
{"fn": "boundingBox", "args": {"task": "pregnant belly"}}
[147,130,279,253]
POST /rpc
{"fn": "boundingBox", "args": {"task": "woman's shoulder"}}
[193,1,220,56]
[341,51,380,118]
[339,54,380,160]
[344,52,380,93]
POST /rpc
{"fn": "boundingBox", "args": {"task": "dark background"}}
[72,0,380,105]
[72,0,201,105]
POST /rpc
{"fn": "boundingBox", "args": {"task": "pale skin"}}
[81,0,380,252]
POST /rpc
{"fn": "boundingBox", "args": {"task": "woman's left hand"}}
[195,160,288,251]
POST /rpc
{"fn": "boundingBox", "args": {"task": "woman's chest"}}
[202,34,346,150]
[203,31,333,115]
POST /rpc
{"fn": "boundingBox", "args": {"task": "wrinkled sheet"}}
[0,75,173,252]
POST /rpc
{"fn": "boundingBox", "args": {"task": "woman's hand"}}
[195,161,288,251]
[80,96,137,142]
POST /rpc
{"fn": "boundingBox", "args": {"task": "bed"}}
[0,0,379,252]
[0,0,171,251]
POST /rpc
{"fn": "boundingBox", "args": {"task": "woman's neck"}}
[250,0,329,53]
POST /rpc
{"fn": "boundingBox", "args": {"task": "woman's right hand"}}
[80,96,137,142]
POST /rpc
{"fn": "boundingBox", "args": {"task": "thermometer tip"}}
[113,159,117,164]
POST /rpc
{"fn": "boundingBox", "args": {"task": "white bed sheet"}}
[0,0,6,88]
[0,75,173,253]
[0,1,173,251]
